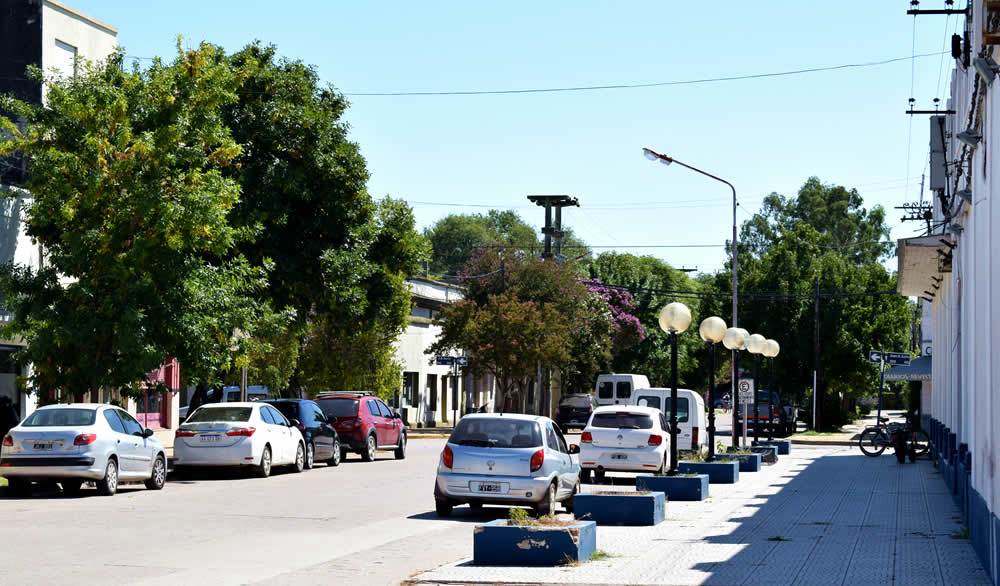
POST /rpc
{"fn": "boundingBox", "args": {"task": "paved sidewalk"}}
[409,444,991,585]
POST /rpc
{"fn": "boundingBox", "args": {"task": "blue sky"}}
[69,1,961,273]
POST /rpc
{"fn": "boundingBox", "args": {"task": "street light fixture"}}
[746,333,767,444]
[642,147,740,419]
[763,339,780,440]
[722,327,747,447]
[699,316,726,461]
[658,301,691,476]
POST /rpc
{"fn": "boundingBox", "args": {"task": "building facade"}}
[897,4,1000,582]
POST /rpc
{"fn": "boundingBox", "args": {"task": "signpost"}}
[738,379,753,448]
[868,350,911,424]
[435,355,467,424]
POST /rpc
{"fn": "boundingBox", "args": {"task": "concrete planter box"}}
[573,491,665,526]
[636,474,709,501]
[720,452,762,472]
[727,445,777,464]
[678,460,739,484]
[757,439,791,455]
[473,519,596,566]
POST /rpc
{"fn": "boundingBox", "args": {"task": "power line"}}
[344,52,946,96]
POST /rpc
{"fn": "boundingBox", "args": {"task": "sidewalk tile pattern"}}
[412,445,992,585]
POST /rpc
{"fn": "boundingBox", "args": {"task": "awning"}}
[884,355,932,381]
[897,234,954,297]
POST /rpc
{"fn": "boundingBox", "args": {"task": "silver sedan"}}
[433,413,580,517]
[1,403,167,496]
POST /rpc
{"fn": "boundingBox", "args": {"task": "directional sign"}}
[868,350,884,363]
[886,352,911,366]
[737,379,754,404]
[455,356,468,367]
[435,356,455,366]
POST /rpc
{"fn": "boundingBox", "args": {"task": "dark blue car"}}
[264,399,341,468]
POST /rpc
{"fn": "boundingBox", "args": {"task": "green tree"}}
[0,45,260,400]
[424,210,540,276]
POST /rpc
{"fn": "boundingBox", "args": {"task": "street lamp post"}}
[722,327,747,448]
[642,147,739,416]
[746,333,767,445]
[699,316,727,461]
[763,339,780,440]
[658,302,691,476]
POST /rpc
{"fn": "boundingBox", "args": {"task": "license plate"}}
[471,481,506,494]
[611,453,628,460]
[33,443,53,451]
[199,435,220,442]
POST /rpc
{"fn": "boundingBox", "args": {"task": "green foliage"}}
[424,210,541,276]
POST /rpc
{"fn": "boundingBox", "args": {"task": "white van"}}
[631,388,707,454]
[594,374,650,406]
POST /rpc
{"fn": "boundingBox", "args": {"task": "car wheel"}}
[329,437,341,467]
[96,458,118,496]
[535,481,558,517]
[563,479,580,514]
[305,442,315,470]
[361,433,377,462]
[7,478,32,497]
[435,499,453,517]
[144,455,166,490]
[256,446,272,478]
[594,468,606,484]
[656,454,666,475]
[340,447,349,462]
[394,432,407,460]
[580,468,591,483]
[60,480,84,495]
[292,443,305,473]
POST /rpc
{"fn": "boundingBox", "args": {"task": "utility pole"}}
[813,276,821,430]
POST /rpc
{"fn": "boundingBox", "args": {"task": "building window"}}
[402,372,418,407]
[54,40,77,79]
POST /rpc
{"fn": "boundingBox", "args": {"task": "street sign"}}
[456,356,468,367]
[737,379,754,404]
[435,356,454,366]
[868,350,883,363]
[886,352,911,366]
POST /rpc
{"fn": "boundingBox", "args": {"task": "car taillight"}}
[296,422,306,432]
[226,427,256,437]
[648,434,663,446]
[352,417,363,428]
[692,427,699,446]
[581,431,592,443]
[442,445,453,468]
[175,429,196,438]
[530,448,544,472]
[74,434,97,446]
[2,434,12,447]
[774,406,780,418]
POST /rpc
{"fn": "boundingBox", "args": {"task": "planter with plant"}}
[473,508,597,566]
[718,450,762,472]
[636,473,709,501]
[573,490,665,526]
[678,458,739,483]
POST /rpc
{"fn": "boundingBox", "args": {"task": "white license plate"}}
[471,481,506,494]
[33,443,53,451]
[611,453,628,460]
[199,435,221,443]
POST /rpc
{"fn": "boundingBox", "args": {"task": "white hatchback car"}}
[578,405,669,483]
[172,402,305,477]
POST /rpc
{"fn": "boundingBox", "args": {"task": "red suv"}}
[314,392,406,462]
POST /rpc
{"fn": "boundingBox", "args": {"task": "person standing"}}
[0,396,19,438]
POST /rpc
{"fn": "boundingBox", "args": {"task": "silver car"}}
[0,403,167,497]
[434,413,580,517]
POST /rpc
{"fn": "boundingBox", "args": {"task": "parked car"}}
[743,389,796,436]
[631,388,707,454]
[172,402,305,477]
[554,393,598,431]
[0,403,167,497]
[578,405,669,483]
[434,413,580,517]
[314,392,406,462]
[263,399,341,469]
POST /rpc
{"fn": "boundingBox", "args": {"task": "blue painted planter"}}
[757,439,791,455]
[678,460,739,484]
[573,491,665,526]
[473,519,597,566]
[720,452,762,472]
[636,474,708,501]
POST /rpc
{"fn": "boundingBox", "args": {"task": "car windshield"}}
[186,406,252,423]
[449,418,542,448]
[756,390,775,403]
[591,412,654,430]
[315,398,359,417]
[22,408,96,427]
[560,395,592,408]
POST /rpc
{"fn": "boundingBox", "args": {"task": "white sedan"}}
[578,405,670,483]
[172,402,305,477]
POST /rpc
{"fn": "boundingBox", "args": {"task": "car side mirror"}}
[568,444,580,455]
[290,418,301,428]
[142,428,154,438]
[392,412,402,420]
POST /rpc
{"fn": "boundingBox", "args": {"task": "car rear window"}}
[597,382,613,399]
[560,395,593,408]
[315,398,359,417]
[266,402,298,421]
[635,396,689,423]
[22,408,96,427]
[591,412,654,430]
[449,418,542,448]
[616,382,631,398]
[186,406,252,422]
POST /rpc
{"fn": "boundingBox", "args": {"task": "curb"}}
[790,438,856,446]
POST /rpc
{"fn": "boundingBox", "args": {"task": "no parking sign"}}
[738,380,754,404]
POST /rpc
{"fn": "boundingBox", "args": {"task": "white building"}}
[0,1,118,419]
[897,4,1000,581]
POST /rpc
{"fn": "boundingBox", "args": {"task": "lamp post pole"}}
[767,355,775,441]
[699,316,727,462]
[746,333,766,445]
[659,302,691,477]
[722,327,747,451]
